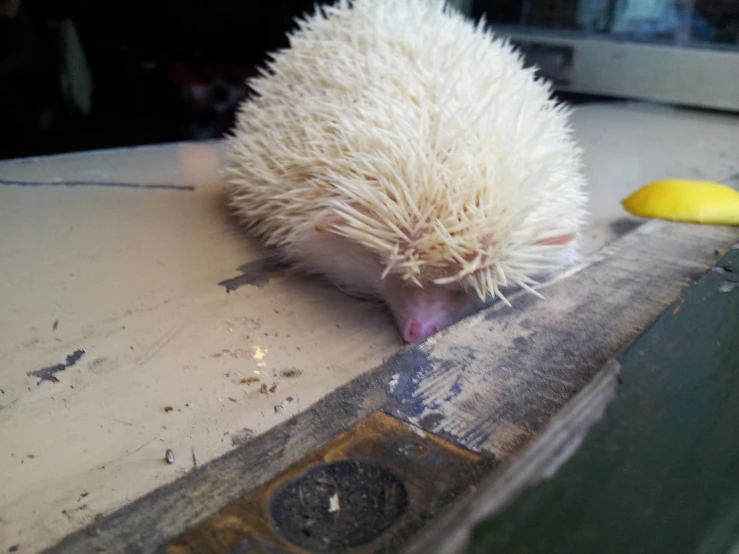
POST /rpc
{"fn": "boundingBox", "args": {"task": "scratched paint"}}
[385,341,505,454]
[386,347,446,420]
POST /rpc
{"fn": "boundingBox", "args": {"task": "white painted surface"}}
[0,102,737,553]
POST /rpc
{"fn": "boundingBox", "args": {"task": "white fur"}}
[223,0,588,304]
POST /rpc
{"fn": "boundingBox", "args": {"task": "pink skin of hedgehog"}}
[382,278,488,343]
[292,217,576,344]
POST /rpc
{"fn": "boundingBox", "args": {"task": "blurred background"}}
[1,0,738,160]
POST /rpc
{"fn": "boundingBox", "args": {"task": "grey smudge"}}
[27,349,86,385]
[87,357,119,375]
[609,217,642,238]
[419,412,445,429]
[165,449,175,464]
[280,368,303,379]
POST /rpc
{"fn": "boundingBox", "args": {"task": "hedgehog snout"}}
[403,319,440,344]
[383,278,483,344]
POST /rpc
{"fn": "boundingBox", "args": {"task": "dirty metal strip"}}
[164,412,492,554]
[41,221,739,554]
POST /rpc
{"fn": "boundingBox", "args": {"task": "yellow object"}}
[621,179,739,226]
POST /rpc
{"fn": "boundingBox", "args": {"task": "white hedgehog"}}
[223,0,588,343]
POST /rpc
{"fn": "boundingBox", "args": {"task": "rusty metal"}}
[165,411,489,553]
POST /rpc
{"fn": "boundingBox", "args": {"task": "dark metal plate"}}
[165,411,490,554]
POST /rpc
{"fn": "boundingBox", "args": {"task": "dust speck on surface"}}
[260,384,268,394]
[165,449,175,464]
[52,319,58,331]
[269,383,278,393]
[280,368,303,378]
[163,406,174,413]
[240,377,260,384]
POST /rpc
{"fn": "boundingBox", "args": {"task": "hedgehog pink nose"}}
[403,320,439,343]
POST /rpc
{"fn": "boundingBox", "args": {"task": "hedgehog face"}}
[309,216,492,342]
[308,205,580,342]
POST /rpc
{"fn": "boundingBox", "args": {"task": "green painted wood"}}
[466,247,739,554]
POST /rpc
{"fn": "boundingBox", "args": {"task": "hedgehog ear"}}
[537,233,576,246]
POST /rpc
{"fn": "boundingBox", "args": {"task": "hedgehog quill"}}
[223,0,588,343]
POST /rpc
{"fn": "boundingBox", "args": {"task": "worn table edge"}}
[39,220,739,554]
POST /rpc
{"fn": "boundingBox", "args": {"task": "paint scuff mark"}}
[218,257,289,293]
[328,493,340,513]
[719,281,739,293]
[27,348,86,385]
